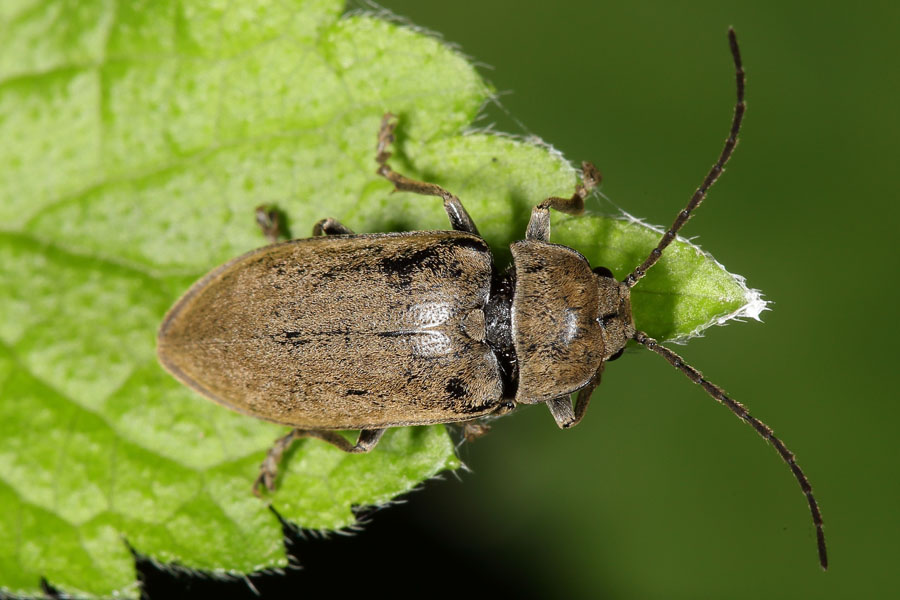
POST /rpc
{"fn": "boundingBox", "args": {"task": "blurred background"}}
[148,1,899,598]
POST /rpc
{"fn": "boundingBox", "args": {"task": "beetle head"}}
[593,267,635,362]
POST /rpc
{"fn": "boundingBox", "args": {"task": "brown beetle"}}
[157,30,827,568]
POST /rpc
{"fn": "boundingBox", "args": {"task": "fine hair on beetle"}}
[156,29,826,569]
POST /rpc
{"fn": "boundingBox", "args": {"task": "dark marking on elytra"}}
[378,246,440,282]
[378,238,484,285]
[272,331,310,347]
[455,400,490,415]
[445,377,467,400]
[376,330,409,338]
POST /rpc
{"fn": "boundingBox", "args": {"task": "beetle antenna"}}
[632,330,828,569]
[624,28,746,288]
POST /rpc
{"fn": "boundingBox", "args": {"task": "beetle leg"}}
[253,428,386,495]
[255,204,283,244]
[312,218,354,236]
[547,369,602,429]
[546,396,577,429]
[525,162,601,241]
[572,369,602,426]
[375,113,480,235]
[460,421,492,442]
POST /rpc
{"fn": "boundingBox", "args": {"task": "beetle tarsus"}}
[253,428,302,496]
[255,205,282,244]
[253,428,387,495]
[376,112,397,164]
[525,161,601,241]
[461,421,492,442]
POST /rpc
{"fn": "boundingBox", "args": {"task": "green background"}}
[368,1,898,598]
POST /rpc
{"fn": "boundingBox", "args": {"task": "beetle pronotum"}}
[157,29,826,568]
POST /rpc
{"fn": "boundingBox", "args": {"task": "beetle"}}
[156,29,827,568]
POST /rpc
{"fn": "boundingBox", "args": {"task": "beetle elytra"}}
[156,29,826,568]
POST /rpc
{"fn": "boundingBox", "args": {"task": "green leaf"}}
[0,0,762,597]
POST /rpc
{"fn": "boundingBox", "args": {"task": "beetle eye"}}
[607,347,625,361]
[593,266,614,278]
